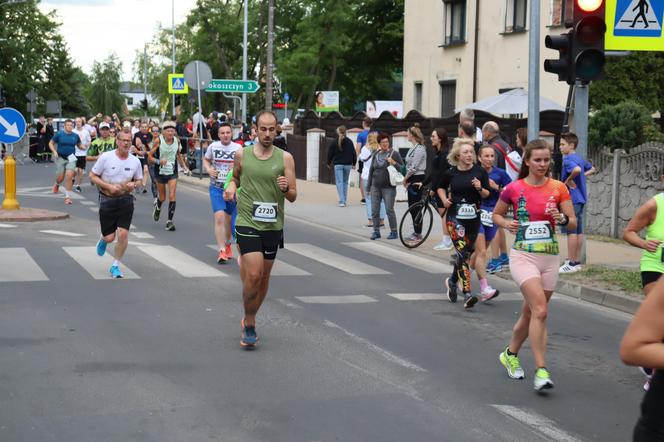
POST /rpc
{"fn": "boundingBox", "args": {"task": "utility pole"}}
[265,0,274,111]
[171,0,176,116]
[527,0,540,141]
[143,44,148,119]
[242,0,248,126]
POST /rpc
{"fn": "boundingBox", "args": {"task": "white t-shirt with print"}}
[204,141,241,185]
[73,127,91,157]
[91,150,143,185]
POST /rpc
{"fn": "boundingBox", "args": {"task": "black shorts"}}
[358,160,364,174]
[76,155,86,169]
[99,197,134,237]
[235,226,283,260]
[641,271,663,288]
[139,157,147,167]
[156,173,178,184]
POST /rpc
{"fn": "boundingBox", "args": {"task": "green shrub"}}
[588,101,664,151]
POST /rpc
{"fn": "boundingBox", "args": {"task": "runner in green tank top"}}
[223,110,297,348]
[624,174,664,390]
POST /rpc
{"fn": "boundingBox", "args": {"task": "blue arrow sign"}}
[0,107,27,144]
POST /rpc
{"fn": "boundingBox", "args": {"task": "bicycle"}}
[399,184,446,249]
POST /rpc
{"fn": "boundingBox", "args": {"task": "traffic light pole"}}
[528,0,541,141]
[574,80,589,264]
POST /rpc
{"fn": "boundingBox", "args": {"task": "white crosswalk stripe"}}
[343,242,452,274]
[387,293,446,301]
[0,248,49,282]
[131,232,154,239]
[40,230,86,237]
[295,295,377,304]
[206,245,310,276]
[136,245,227,278]
[0,223,17,228]
[286,243,390,275]
[62,247,140,280]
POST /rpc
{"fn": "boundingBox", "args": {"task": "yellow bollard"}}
[2,154,20,210]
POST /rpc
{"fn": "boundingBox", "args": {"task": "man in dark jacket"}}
[482,121,511,170]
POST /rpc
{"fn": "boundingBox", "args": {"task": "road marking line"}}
[136,245,227,277]
[80,201,95,206]
[286,243,390,275]
[491,405,583,442]
[323,320,427,372]
[62,247,139,280]
[40,230,86,237]
[0,223,17,228]
[296,295,377,304]
[208,245,312,276]
[0,248,49,282]
[274,298,303,309]
[131,232,154,239]
[89,207,98,213]
[343,242,452,274]
[387,293,446,301]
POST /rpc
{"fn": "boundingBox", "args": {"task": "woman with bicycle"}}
[437,138,490,309]
[367,133,404,240]
[493,139,576,391]
[469,144,512,302]
[359,132,385,228]
[403,125,428,241]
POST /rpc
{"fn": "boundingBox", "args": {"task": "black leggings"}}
[407,175,425,234]
[634,370,664,441]
[446,205,480,294]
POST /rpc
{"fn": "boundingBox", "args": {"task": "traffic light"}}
[140,99,148,111]
[571,0,606,82]
[544,0,606,84]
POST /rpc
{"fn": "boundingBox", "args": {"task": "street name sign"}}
[168,74,189,94]
[606,0,664,50]
[0,107,26,144]
[206,79,260,94]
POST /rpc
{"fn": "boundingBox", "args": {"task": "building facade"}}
[403,0,570,117]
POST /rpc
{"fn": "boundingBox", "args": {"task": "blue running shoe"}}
[109,265,123,279]
[499,253,509,267]
[386,231,398,240]
[486,259,502,274]
[96,238,107,256]
[240,319,258,348]
[370,231,381,240]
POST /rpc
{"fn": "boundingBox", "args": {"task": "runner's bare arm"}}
[202,154,217,178]
[493,199,519,234]
[48,140,58,158]
[89,171,122,196]
[147,138,160,165]
[224,147,243,201]
[624,199,660,252]
[278,151,297,203]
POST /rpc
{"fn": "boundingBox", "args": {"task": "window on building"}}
[443,0,466,45]
[549,0,569,27]
[414,82,423,112]
[440,81,456,117]
[505,0,527,33]
[126,97,134,106]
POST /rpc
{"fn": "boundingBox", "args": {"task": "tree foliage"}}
[588,101,664,151]
[89,55,126,116]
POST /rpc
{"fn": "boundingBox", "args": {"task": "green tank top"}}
[158,135,179,175]
[641,193,664,273]
[236,146,285,231]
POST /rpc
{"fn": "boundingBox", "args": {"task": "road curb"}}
[0,207,69,222]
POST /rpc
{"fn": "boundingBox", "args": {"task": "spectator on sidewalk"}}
[367,132,404,240]
[460,108,483,142]
[559,132,596,273]
[327,125,357,207]
[403,124,428,241]
[273,125,288,151]
[459,120,482,157]
[421,127,452,251]
[482,121,511,170]
[356,116,373,204]
[358,132,385,228]
[506,127,525,181]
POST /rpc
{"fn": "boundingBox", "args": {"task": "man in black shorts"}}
[132,121,152,194]
[89,127,143,278]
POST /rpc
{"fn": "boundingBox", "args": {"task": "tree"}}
[588,101,664,151]
[89,55,126,116]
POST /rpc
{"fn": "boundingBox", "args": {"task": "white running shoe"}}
[481,286,499,302]
[534,368,554,391]
[559,261,581,274]
[433,238,453,251]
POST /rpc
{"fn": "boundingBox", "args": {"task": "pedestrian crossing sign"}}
[606,0,664,50]
[168,73,188,94]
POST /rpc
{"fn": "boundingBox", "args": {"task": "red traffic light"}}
[577,0,603,12]
[273,103,286,109]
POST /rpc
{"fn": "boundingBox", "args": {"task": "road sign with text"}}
[606,0,664,50]
[206,79,260,94]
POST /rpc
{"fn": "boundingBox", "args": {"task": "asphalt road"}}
[0,162,645,441]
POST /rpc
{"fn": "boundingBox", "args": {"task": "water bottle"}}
[545,196,556,215]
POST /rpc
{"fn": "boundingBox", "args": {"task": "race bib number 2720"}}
[252,202,278,223]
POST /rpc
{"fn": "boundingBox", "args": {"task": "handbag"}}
[387,165,404,186]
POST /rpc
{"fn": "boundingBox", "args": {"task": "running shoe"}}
[109,265,123,279]
[217,249,228,264]
[499,347,525,379]
[338,202,346,207]
[433,238,453,251]
[445,277,458,303]
[406,232,423,242]
[370,231,381,240]
[152,204,161,222]
[499,253,510,268]
[240,319,258,348]
[224,243,233,259]
[386,231,398,240]
[360,198,366,205]
[96,238,107,256]
[52,183,59,193]
[74,185,82,193]
[559,261,581,274]
[481,286,500,302]
[486,259,502,274]
[165,221,176,231]
[64,197,72,205]
[464,294,479,309]
[534,368,554,391]
[142,188,148,194]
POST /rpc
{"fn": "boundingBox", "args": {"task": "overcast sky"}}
[39,0,198,80]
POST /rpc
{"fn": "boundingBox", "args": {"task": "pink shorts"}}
[509,249,560,291]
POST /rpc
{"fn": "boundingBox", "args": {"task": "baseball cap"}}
[99,122,110,129]
[162,121,176,130]
[122,121,131,128]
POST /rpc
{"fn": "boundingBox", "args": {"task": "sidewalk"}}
[180,175,643,314]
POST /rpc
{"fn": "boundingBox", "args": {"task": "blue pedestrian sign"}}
[0,107,27,144]
[614,0,664,37]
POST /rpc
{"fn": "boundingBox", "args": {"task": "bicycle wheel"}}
[399,201,434,248]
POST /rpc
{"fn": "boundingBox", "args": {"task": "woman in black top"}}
[419,127,452,250]
[621,276,664,441]
[327,125,357,207]
[436,138,490,309]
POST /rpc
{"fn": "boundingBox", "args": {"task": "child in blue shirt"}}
[559,132,595,273]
